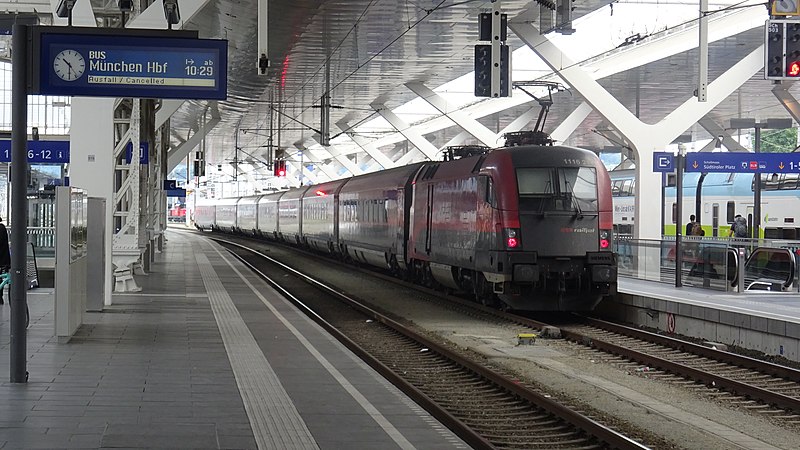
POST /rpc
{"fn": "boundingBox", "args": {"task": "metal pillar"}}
[111,99,144,292]
[10,24,28,383]
[753,126,761,240]
[675,151,685,288]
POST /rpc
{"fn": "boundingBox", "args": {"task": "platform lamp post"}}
[729,118,793,241]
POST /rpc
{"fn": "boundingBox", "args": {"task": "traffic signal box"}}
[765,19,800,80]
[474,44,510,97]
[474,11,510,98]
[273,160,286,177]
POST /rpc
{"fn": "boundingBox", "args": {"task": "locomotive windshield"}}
[517,167,598,213]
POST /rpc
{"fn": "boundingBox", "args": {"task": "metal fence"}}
[27,227,55,257]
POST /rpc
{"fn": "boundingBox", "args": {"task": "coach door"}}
[425,184,434,254]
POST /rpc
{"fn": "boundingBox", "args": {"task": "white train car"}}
[611,169,800,239]
[194,198,217,230]
[236,195,261,235]
[257,191,285,239]
[215,197,239,232]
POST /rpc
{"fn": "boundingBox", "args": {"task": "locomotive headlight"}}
[599,230,609,240]
[504,228,520,249]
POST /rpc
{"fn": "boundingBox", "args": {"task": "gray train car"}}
[194,198,216,230]
[257,191,286,239]
[236,195,261,235]
[277,186,310,244]
[215,197,239,232]
[301,180,348,254]
[337,163,424,271]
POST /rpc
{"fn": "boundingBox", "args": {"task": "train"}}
[168,203,186,223]
[195,141,618,311]
[610,169,800,239]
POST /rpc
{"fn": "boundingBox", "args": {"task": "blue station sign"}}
[685,152,800,173]
[0,140,70,163]
[652,152,674,172]
[124,142,149,165]
[31,27,227,100]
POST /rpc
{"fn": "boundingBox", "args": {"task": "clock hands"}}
[62,58,77,78]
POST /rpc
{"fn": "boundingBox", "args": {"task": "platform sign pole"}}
[10,24,29,383]
[675,151,684,288]
[753,126,762,241]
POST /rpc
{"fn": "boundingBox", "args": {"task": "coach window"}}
[780,173,798,190]
[726,201,735,223]
[712,203,719,237]
[671,203,676,224]
[621,179,633,196]
[479,175,496,207]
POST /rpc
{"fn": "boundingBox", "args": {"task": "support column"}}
[70,98,116,305]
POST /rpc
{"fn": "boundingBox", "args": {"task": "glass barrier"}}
[614,237,732,291]
[616,235,800,292]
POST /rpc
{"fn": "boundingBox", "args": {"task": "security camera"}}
[56,0,76,18]
[258,53,269,75]
[117,0,133,11]
[163,0,180,29]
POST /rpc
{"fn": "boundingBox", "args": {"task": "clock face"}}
[53,49,85,82]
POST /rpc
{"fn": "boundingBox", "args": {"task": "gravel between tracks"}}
[233,238,800,450]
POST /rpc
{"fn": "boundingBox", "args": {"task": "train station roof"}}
[0,0,791,187]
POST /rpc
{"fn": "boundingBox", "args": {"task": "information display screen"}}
[33,27,227,100]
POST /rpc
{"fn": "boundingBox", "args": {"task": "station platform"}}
[598,277,800,362]
[0,230,466,449]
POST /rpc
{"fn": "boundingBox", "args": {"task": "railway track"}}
[214,237,649,450]
[557,317,800,422]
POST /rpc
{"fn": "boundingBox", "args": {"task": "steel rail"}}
[559,326,800,412]
[578,316,800,382]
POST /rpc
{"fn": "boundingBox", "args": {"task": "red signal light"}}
[788,61,800,77]
[506,237,518,248]
[278,169,286,177]
[600,239,610,249]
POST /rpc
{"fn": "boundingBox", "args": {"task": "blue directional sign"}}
[32,27,227,100]
[0,140,70,163]
[166,188,186,198]
[163,180,178,190]
[652,152,674,172]
[685,152,800,173]
[124,142,149,164]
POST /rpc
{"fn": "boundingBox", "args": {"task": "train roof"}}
[495,145,602,167]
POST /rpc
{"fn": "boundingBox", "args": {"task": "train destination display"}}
[33,28,227,100]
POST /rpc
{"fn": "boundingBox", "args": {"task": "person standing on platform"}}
[686,214,696,236]
[728,214,748,238]
[0,217,10,305]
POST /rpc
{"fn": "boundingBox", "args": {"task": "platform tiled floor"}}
[0,230,465,449]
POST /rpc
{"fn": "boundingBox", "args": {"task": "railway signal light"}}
[474,44,510,98]
[474,44,492,97]
[764,19,800,80]
[786,22,800,77]
[273,159,286,177]
[766,22,784,78]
